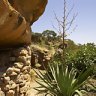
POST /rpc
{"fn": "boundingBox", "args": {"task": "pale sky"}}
[32,0,96,44]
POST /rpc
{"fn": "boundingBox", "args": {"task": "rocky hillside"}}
[31,44,55,69]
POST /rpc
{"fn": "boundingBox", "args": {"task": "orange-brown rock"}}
[0,0,48,48]
[9,0,48,24]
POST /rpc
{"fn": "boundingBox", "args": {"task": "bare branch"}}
[65,13,78,31]
[66,25,78,36]
[54,12,63,28]
[73,25,78,32]
[65,4,74,20]
[52,23,62,34]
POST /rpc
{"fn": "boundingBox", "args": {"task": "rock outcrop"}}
[0,0,47,47]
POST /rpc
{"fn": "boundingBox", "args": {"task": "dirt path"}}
[26,69,47,96]
[26,80,45,96]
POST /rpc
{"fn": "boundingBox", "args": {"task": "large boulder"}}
[9,0,48,24]
[0,0,48,48]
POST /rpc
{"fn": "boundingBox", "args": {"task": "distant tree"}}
[31,32,42,43]
[42,30,57,41]
[65,39,78,52]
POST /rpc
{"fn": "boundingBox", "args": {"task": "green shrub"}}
[34,63,93,96]
[66,43,96,76]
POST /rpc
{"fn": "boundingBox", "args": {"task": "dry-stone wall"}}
[0,46,31,96]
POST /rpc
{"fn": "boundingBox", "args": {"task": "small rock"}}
[11,83,17,89]
[20,94,24,96]
[26,46,30,51]
[13,68,20,74]
[4,77,10,84]
[25,60,30,66]
[23,74,31,81]
[20,50,28,56]
[6,68,13,75]
[23,70,29,74]
[14,62,23,69]
[16,80,23,84]
[19,81,26,87]
[0,77,4,82]
[16,75,24,83]
[22,66,30,72]
[2,73,6,77]
[26,56,31,61]
[5,85,10,91]
[6,90,15,96]
[20,84,29,94]
[10,72,18,76]
[0,90,5,96]
[26,46,31,55]
[16,85,20,93]
[16,56,26,63]
[46,57,50,60]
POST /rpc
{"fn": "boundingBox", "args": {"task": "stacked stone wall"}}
[0,46,31,96]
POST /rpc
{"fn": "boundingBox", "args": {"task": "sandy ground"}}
[26,80,46,96]
[26,69,47,96]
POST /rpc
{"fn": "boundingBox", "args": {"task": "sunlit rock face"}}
[0,0,48,47]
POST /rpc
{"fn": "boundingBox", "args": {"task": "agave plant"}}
[34,64,93,96]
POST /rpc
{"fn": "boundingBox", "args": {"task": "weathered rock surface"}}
[9,0,48,24]
[0,0,48,47]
